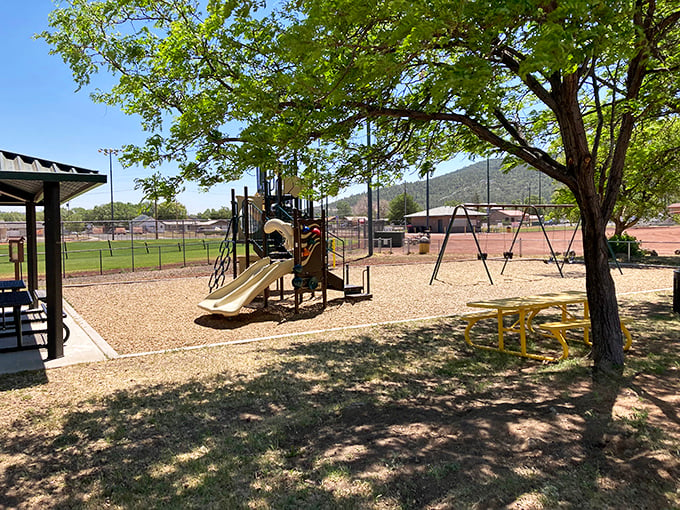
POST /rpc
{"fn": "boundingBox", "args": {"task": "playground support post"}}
[231,188,238,279]
[244,186,250,270]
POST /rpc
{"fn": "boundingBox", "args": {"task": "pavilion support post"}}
[44,182,64,360]
[25,202,40,308]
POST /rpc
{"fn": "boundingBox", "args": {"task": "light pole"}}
[98,148,120,240]
[486,158,491,232]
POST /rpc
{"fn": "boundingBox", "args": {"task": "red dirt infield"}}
[407,224,680,258]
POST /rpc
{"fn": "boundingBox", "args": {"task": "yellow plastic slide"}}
[198,257,294,316]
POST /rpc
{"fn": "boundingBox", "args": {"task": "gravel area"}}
[62,259,674,355]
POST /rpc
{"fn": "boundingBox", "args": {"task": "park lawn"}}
[0,291,679,509]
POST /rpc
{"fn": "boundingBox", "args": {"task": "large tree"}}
[551,119,680,234]
[388,193,421,224]
[42,0,680,375]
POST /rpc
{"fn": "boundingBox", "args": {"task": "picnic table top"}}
[0,290,32,308]
[0,280,25,291]
[466,290,587,310]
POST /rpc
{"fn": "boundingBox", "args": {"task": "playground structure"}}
[430,203,622,285]
[199,173,371,317]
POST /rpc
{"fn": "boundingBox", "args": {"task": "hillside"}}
[333,159,558,214]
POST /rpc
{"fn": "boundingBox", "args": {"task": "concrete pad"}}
[0,301,117,375]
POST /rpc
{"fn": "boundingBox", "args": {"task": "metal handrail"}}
[326,230,346,271]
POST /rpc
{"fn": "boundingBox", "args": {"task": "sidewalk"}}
[0,301,117,375]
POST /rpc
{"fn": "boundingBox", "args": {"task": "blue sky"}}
[1,2,471,214]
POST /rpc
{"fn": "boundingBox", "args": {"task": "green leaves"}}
[40,0,680,204]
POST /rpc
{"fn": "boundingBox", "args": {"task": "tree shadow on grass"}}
[0,366,48,391]
[1,316,679,509]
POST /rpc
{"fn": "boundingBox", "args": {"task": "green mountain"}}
[333,159,558,214]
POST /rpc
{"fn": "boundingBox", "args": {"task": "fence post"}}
[158,246,162,270]
[182,219,186,267]
[99,249,103,275]
[130,220,135,272]
[674,269,680,314]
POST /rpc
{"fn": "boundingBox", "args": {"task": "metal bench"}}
[31,290,70,343]
[461,309,520,348]
[538,318,631,351]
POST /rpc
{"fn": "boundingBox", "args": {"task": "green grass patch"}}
[0,238,242,278]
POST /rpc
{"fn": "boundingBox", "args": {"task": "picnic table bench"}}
[538,317,632,351]
[463,291,633,362]
[0,286,70,352]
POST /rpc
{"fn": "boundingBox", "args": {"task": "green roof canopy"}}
[0,149,106,206]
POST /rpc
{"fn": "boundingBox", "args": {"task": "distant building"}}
[488,208,539,226]
[405,206,485,233]
[132,214,165,234]
[669,203,680,216]
[195,219,230,233]
[0,221,45,240]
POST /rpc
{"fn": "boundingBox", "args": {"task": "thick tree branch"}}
[353,103,571,185]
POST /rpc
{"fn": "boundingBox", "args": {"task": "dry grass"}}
[1,257,678,509]
[0,288,679,509]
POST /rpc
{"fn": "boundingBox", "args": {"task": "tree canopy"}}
[42,0,680,374]
[551,119,680,234]
[388,193,421,224]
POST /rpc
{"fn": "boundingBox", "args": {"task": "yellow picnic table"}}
[464,291,590,362]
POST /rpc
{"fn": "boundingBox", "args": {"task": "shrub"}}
[608,232,644,258]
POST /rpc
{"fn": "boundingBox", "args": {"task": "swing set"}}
[429,203,620,285]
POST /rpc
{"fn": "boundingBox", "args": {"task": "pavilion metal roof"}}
[0,149,106,206]
[405,206,486,218]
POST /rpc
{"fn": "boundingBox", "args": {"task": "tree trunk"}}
[613,218,625,236]
[580,204,625,376]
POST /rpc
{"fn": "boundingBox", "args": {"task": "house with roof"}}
[0,221,45,240]
[488,208,539,226]
[405,206,485,233]
[132,214,165,234]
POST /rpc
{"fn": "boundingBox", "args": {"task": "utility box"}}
[374,231,403,248]
[8,237,24,263]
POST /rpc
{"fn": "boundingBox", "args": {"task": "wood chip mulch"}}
[62,258,673,355]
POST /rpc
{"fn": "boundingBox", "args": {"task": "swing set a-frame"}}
[429,203,622,285]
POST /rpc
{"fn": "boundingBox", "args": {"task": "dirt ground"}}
[3,276,680,508]
[63,258,674,356]
[408,224,680,257]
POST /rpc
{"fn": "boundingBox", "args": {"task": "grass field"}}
[1,290,678,509]
[0,238,228,279]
